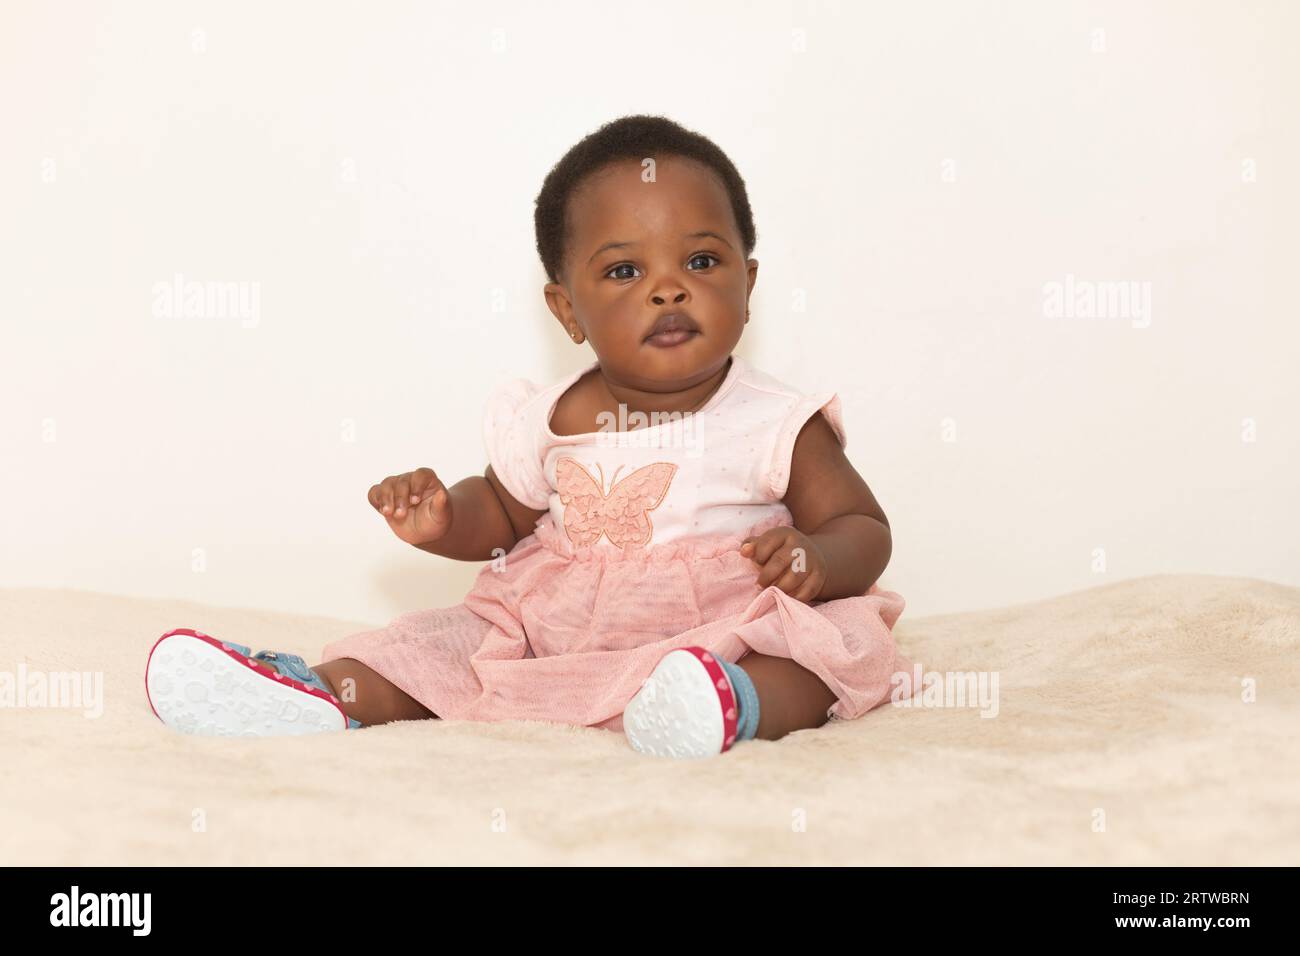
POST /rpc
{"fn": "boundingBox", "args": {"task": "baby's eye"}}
[606,263,640,281]
[687,254,719,270]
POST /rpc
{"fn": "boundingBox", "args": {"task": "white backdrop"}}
[3,0,1296,629]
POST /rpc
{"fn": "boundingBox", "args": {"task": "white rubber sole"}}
[145,629,349,737]
[623,647,739,758]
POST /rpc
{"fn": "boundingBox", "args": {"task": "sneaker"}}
[145,627,360,736]
[623,646,739,758]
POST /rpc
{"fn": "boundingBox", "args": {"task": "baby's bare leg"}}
[298,658,438,727]
[734,652,837,740]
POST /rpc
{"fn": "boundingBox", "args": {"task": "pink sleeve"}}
[482,378,551,511]
[767,392,847,500]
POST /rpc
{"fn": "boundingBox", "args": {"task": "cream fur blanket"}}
[2,574,1296,865]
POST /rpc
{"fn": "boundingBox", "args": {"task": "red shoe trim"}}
[675,646,739,753]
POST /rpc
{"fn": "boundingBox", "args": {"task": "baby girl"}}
[145,114,909,758]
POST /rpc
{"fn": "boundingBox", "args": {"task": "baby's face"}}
[545,154,756,390]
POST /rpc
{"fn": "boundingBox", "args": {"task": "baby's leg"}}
[311,659,438,726]
[242,654,438,727]
[734,652,837,740]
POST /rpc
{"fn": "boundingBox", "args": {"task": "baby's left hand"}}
[740,527,827,604]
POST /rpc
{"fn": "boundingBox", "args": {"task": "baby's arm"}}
[370,466,539,562]
[779,413,892,600]
[409,466,547,562]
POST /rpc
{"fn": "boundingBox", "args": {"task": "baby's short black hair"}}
[533,114,758,285]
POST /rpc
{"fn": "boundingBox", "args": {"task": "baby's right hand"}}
[368,467,452,545]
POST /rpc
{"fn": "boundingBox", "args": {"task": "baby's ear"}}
[542,281,574,324]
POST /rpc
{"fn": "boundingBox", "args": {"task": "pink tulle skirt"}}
[319,510,909,733]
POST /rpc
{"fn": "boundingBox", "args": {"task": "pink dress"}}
[319,353,909,734]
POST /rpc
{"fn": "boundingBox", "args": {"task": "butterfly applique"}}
[554,457,677,549]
